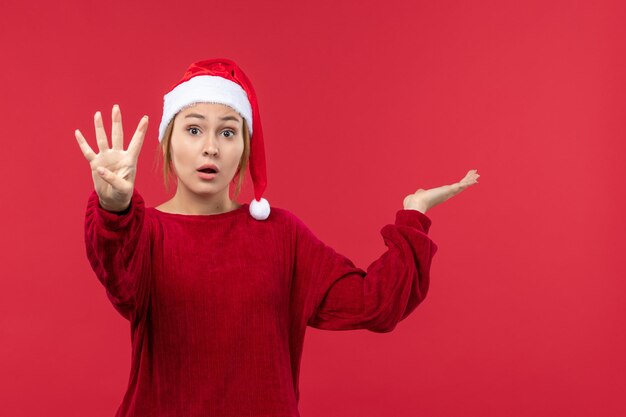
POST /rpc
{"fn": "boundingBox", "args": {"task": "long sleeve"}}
[297,209,438,333]
[84,188,152,323]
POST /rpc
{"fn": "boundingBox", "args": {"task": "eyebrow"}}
[184,113,242,124]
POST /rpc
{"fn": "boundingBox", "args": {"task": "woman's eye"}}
[187,127,201,136]
[222,130,235,138]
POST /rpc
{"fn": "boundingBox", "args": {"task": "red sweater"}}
[84,188,438,417]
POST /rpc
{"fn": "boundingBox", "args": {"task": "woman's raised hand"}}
[75,104,149,212]
[403,169,480,214]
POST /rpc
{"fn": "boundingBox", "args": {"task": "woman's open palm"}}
[75,105,148,211]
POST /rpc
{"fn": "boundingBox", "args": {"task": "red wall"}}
[1,0,624,416]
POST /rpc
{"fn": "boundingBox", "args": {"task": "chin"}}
[181,170,236,195]
[193,184,222,195]
[193,180,230,196]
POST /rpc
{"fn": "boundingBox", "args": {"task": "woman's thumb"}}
[96,166,128,192]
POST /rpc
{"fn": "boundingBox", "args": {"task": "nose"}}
[202,134,219,156]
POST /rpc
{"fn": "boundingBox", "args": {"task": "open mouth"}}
[198,168,217,174]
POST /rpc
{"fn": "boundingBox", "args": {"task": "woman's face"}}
[170,102,245,197]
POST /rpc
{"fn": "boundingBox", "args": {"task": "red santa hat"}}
[158,58,270,221]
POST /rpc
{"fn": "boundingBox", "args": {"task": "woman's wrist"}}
[99,197,130,213]
[403,202,428,214]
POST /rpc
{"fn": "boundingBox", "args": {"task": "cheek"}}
[229,140,245,162]
[170,142,195,168]
[227,149,244,171]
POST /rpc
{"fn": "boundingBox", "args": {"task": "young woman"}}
[75,58,479,417]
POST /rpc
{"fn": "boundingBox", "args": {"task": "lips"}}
[197,163,219,174]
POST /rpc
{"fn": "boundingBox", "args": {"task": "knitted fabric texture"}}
[84,188,438,417]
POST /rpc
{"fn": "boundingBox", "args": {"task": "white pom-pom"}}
[249,197,270,220]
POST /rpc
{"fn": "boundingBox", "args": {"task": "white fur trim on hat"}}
[158,75,253,142]
[249,197,270,220]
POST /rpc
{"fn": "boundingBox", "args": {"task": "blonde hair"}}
[154,116,251,199]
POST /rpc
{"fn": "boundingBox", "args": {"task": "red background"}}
[1,0,625,416]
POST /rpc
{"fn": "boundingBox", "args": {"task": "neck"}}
[170,183,240,215]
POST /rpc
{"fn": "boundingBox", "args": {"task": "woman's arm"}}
[294,209,437,333]
[84,187,152,324]
[78,105,152,324]
[297,170,478,332]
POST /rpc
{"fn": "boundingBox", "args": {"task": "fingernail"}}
[97,167,105,175]
[114,104,119,108]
